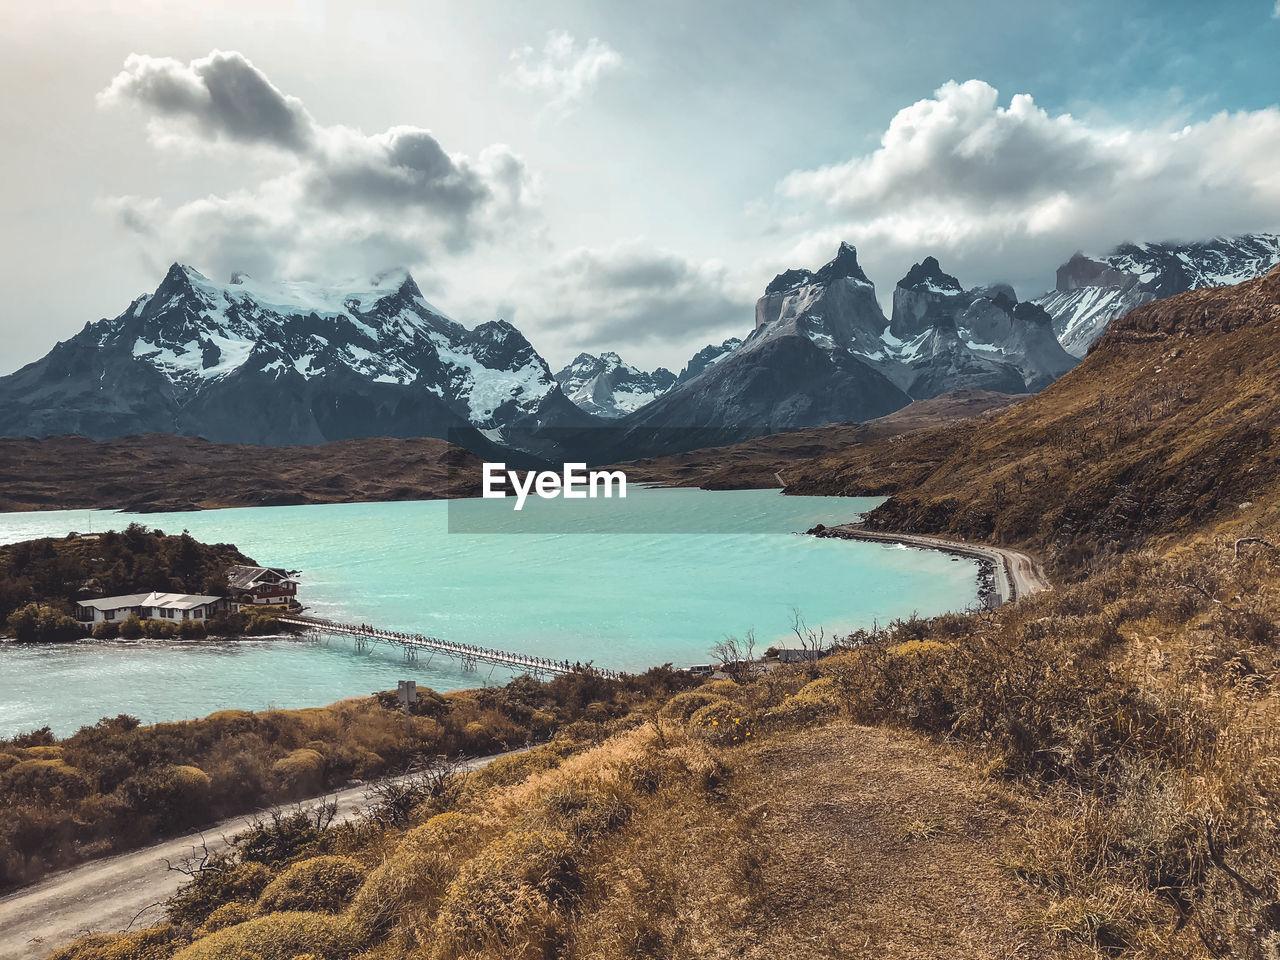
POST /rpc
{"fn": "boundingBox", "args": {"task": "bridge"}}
[279,615,623,680]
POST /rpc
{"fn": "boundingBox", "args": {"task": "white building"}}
[76,592,226,626]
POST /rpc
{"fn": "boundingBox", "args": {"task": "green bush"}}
[92,620,120,640]
[6,603,81,643]
[141,618,179,639]
[256,855,366,914]
[177,618,208,640]
[118,614,144,640]
[169,911,358,960]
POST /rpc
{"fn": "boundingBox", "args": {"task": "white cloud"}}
[98,51,536,281]
[1274,0,1279,18]
[448,240,752,373]
[775,79,1280,297]
[505,30,622,115]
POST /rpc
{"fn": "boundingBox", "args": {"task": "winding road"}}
[821,524,1049,604]
[0,750,520,960]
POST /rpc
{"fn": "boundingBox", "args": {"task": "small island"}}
[0,524,301,643]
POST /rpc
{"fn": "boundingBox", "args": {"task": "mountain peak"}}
[898,256,962,293]
[391,271,423,300]
[813,242,871,286]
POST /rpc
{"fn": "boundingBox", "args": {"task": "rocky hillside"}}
[1032,233,1280,356]
[619,390,1024,490]
[0,264,593,454]
[786,263,1280,569]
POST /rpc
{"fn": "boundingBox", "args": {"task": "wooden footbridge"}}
[278,615,622,680]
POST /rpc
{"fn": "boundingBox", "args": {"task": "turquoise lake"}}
[0,489,981,736]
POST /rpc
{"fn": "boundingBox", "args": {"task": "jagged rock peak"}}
[764,268,813,295]
[898,256,962,294]
[812,241,872,286]
[764,242,872,295]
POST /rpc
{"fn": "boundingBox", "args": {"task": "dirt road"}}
[820,524,1049,603]
[0,751,518,960]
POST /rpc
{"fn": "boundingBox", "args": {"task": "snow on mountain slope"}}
[0,263,591,449]
[1034,234,1280,357]
[553,352,677,418]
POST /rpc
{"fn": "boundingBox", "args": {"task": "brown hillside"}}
[620,390,1024,490]
[0,435,484,513]
[785,265,1280,570]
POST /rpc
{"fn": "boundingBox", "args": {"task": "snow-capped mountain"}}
[676,338,742,384]
[600,244,1073,459]
[553,352,677,419]
[1033,234,1280,356]
[0,263,592,451]
[889,261,1077,393]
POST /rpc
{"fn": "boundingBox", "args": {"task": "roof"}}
[141,592,223,610]
[227,565,299,590]
[77,593,151,611]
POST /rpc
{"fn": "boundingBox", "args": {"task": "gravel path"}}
[0,750,520,960]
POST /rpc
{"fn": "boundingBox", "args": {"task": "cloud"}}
[1275,0,1279,18]
[99,51,314,151]
[775,79,1280,297]
[99,51,536,279]
[505,30,622,114]
[530,241,748,355]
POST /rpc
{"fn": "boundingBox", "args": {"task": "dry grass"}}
[1,667,694,892]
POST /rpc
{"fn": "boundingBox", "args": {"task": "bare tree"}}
[711,629,757,684]
[790,608,827,659]
[365,755,471,827]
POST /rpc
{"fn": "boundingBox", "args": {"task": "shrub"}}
[167,859,272,926]
[92,620,119,640]
[47,924,185,960]
[271,749,326,797]
[237,807,331,867]
[115,765,212,832]
[194,901,256,937]
[0,753,20,773]
[6,603,81,643]
[657,689,725,722]
[466,747,566,794]
[430,829,579,960]
[347,812,486,940]
[178,619,208,640]
[118,614,144,640]
[141,618,179,639]
[535,785,631,844]
[769,676,841,728]
[257,855,366,914]
[19,745,63,759]
[0,759,91,802]
[169,911,358,960]
[688,699,756,747]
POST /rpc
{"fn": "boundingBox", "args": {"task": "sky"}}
[2,0,1280,376]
